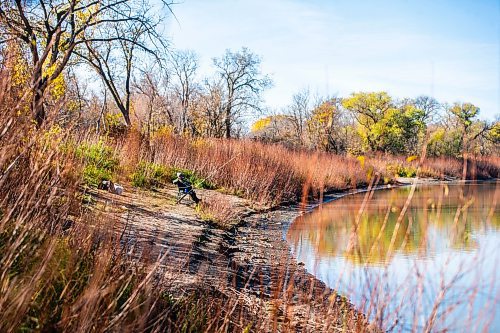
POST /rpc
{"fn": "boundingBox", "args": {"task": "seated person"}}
[173,172,201,203]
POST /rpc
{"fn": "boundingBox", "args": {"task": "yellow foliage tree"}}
[251,117,272,132]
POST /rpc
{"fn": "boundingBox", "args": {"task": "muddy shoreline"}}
[90,182,380,331]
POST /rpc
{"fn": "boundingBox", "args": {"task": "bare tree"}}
[75,11,167,126]
[134,66,171,137]
[285,89,311,145]
[185,78,222,138]
[170,49,199,134]
[413,95,441,123]
[0,0,172,127]
[213,47,272,138]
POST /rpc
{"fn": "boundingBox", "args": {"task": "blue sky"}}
[165,0,500,120]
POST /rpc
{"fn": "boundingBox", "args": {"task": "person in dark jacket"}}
[173,172,201,203]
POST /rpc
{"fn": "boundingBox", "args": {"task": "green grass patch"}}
[387,163,417,178]
[131,162,170,189]
[76,141,118,188]
[131,162,216,190]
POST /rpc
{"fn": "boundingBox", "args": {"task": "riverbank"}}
[89,182,382,332]
[91,177,500,331]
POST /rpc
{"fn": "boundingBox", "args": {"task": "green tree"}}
[450,102,480,134]
[373,105,426,154]
[342,92,393,152]
[486,121,500,145]
[448,102,487,154]
[426,127,462,157]
[343,92,426,154]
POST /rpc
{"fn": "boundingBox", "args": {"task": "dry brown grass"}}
[148,135,372,204]
[0,74,214,332]
[422,155,500,179]
[197,195,240,227]
[140,134,498,206]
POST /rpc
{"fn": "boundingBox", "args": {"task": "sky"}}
[164,0,500,120]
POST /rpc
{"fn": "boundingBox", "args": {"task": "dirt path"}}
[89,185,378,332]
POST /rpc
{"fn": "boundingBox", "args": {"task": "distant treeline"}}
[250,91,499,157]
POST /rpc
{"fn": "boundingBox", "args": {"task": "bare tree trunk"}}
[147,104,153,139]
[121,106,132,127]
[32,87,45,127]
[96,90,107,134]
[181,103,188,133]
[224,91,233,138]
[31,70,46,127]
[225,106,231,138]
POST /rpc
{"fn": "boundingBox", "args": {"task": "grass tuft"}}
[76,140,119,188]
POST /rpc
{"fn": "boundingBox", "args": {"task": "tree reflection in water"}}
[287,182,499,331]
[288,183,497,265]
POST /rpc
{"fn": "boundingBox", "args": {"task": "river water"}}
[287,182,499,332]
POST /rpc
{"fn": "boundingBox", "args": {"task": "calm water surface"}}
[287,182,499,332]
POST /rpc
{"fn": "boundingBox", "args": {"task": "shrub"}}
[131,161,169,188]
[387,163,417,178]
[76,141,118,188]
